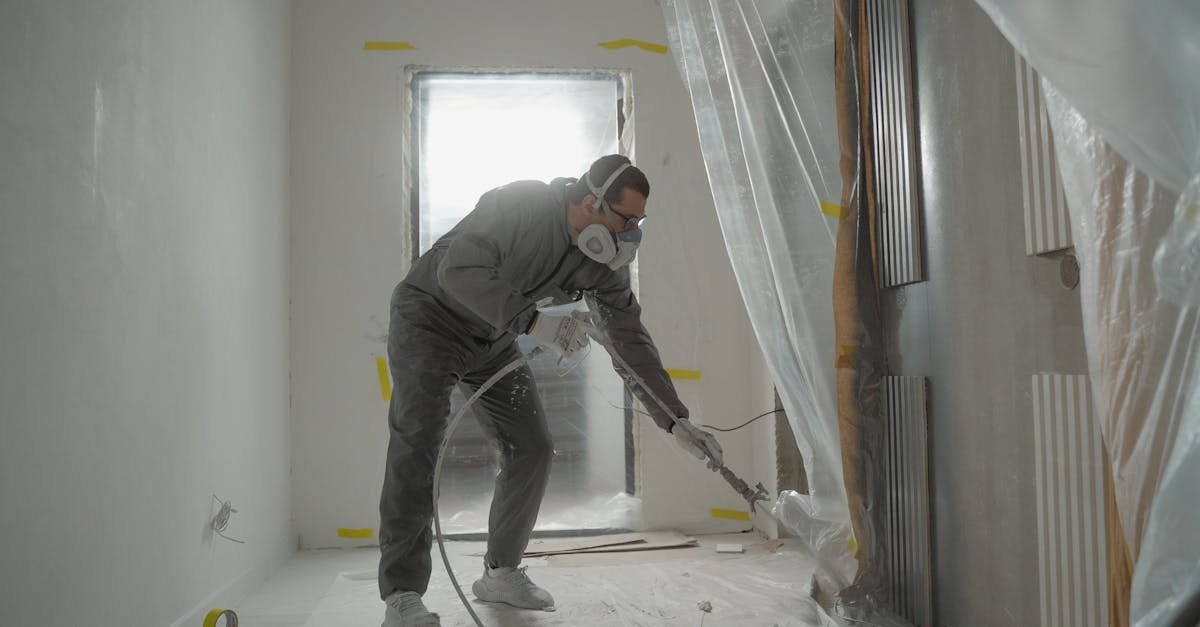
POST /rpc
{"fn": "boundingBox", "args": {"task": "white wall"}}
[290,0,771,548]
[0,2,293,626]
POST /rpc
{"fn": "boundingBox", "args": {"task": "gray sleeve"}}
[436,194,538,335]
[585,269,689,432]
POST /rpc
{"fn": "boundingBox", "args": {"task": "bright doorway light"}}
[417,74,620,252]
[411,71,637,534]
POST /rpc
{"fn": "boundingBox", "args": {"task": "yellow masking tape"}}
[203,609,239,627]
[666,368,702,380]
[338,527,374,539]
[363,41,417,51]
[597,39,669,55]
[820,200,849,219]
[848,535,859,558]
[835,345,855,369]
[376,356,392,402]
[711,508,751,521]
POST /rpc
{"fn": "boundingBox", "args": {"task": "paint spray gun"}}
[715,464,771,514]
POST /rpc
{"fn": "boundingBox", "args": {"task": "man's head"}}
[567,155,649,235]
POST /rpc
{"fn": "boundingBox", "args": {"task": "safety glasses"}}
[608,206,646,231]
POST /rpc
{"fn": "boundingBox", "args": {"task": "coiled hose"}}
[432,346,546,627]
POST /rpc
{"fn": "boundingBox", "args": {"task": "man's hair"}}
[567,155,650,206]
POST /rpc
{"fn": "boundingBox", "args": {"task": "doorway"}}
[407,69,638,535]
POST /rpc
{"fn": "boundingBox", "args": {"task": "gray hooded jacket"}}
[402,177,687,431]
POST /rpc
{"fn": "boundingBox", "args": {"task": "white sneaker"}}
[382,590,440,627]
[471,565,556,611]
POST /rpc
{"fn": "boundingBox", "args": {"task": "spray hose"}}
[432,346,546,627]
[432,343,544,619]
[431,329,774,626]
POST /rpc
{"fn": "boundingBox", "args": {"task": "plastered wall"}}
[890,2,1090,624]
[0,2,294,625]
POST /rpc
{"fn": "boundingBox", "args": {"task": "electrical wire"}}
[211,495,245,544]
[701,409,785,432]
[602,398,784,433]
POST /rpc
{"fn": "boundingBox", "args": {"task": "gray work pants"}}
[378,284,553,599]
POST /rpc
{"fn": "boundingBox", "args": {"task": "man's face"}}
[600,188,647,233]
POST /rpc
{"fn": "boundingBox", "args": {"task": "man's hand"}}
[671,418,724,470]
[527,312,590,356]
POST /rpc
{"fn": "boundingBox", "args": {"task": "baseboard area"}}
[169,540,295,627]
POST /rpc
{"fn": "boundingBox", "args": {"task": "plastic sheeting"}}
[972,0,1200,195]
[662,3,908,622]
[972,2,1200,624]
[663,2,906,624]
[773,490,858,592]
[1043,86,1200,627]
[662,0,850,560]
[275,538,838,626]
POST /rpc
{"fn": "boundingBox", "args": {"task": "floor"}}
[236,533,838,626]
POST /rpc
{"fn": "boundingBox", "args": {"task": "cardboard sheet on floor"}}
[520,532,648,556]
[523,531,696,557]
[545,537,786,568]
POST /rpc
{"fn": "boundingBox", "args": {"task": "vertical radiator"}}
[1015,54,1073,256]
[1032,374,1108,627]
[882,375,933,626]
[866,0,924,287]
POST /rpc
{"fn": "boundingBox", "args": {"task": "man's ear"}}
[582,193,599,212]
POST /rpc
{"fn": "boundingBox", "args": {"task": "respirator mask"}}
[576,163,642,270]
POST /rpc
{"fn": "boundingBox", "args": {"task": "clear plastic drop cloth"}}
[289,538,844,626]
[1132,365,1200,627]
[661,2,911,624]
[972,0,1200,194]
[661,2,912,621]
[1154,177,1200,310]
[773,490,857,593]
[1042,83,1200,627]
[662,0,850,557]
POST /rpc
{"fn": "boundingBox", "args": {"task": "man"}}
[379,155,724,626]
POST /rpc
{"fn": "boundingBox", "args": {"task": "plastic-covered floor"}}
[237,533,838,626]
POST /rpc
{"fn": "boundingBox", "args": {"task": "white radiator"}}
[1015,54,1073,256]
[866,0,924,287]
[882,375,933,626]
[1031,374,1108,627]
